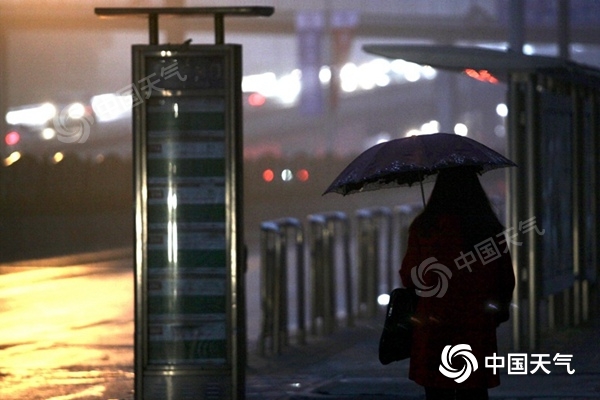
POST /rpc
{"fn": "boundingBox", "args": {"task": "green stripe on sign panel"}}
[148,340,227,363]
[147,250,227,269]
[147,112,225,131]
[146,158,226,177]
[147,204,226,223]
[148,296,227,315]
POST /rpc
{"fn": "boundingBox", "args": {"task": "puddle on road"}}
[0,367,134,400]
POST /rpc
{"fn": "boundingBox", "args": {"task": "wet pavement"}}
[0,250,134,400]
[1,250,598,399]
[246,314,600,399]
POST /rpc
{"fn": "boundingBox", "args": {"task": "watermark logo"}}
[485,352,575,375]
[53,105,94,144]
[439,344,479,383]
[41,60,187,145]
[410,217,544,298]
[98,60,188,120]
[411,257,452,298]
[455,217,544,272]
[440,347,575,382]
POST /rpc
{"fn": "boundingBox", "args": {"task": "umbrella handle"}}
[419,172,426,207]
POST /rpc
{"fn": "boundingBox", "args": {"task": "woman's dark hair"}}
[414,167,504,246]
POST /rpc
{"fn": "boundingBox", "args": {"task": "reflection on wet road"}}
[0,255,134,400]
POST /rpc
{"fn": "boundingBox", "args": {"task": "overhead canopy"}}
[363,44,600,87]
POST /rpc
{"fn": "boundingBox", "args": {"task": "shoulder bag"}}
[378,287,419,365]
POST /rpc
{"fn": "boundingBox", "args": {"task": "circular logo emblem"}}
[439,344,479,383]
[411,257,453,298]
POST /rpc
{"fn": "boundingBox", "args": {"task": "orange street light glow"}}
[464,68,499,84]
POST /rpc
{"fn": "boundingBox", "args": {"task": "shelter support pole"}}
[571,84,583,326]
[508,0,525,53]
[507,73,525,351]
[592,92,600,318]
[525,73,541,351]
[577,88,599,324]
[508,72,542,351]
[557,0,570,60]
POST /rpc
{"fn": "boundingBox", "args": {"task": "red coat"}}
[399,214,515,389]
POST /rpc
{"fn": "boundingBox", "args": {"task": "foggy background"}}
[1,0,600,260]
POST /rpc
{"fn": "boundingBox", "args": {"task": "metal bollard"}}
[258,218,305,356]
[307,211,352,335]
[355,207,392,317]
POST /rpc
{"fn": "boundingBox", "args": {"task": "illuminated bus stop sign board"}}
[133,44,244,400]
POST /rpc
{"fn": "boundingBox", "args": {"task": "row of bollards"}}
[258,204,422,356]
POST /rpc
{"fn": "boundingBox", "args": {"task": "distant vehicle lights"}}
[41,128,56,140]
[281,169,293,182]
[3,151,21,166]
[52,152,64,164]
[241,58,437,107]
[296,169,309,182]
[67,102,86,119]
[262,168,310,183]
[5,131,20,146]
[5,102,57,126]
[248,93,266,107]
[262,169,275,182]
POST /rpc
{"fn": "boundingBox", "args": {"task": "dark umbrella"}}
[323,133,516,205]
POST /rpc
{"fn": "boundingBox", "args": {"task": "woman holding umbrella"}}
[324,133,517,399]
[399,167,515,400]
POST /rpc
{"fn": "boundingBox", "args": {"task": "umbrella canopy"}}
[323,133,516,199]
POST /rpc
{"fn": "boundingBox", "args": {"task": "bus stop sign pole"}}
[95,7,274,400]
[95,7,274,45]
